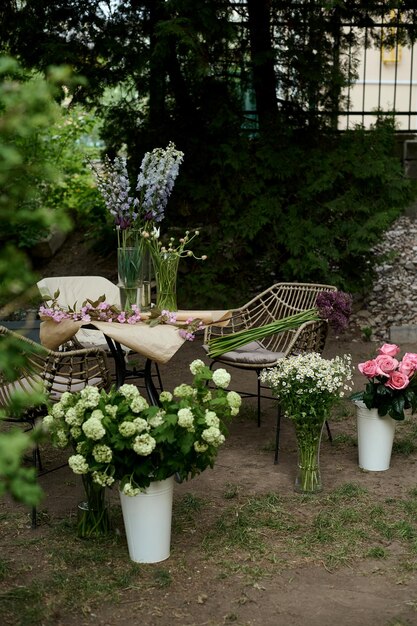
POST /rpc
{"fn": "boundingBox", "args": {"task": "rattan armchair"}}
[0,324,111,526]
[203,283,337,462]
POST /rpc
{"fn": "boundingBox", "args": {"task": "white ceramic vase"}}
[119,475,174,563]
[355,401,396,471]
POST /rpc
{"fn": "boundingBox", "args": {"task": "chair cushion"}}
[203,341,284,366]
[1,376,105,406]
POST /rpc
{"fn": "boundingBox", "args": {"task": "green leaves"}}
[0,429,44,506]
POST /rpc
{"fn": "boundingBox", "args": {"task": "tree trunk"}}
[247,0,278,134]
[147,0,167,127]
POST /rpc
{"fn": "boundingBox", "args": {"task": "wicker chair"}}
[203,283,337,462]
[37,276,163,391]
[0,324,111,527]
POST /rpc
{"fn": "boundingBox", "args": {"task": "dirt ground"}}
[2,232,417,626]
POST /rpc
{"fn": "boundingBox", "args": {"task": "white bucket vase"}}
[119,475,174,563]
[355,401,396,471]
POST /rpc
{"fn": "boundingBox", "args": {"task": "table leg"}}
[105,336,160,407]
[105,336,126,388]
[145,358,160,406]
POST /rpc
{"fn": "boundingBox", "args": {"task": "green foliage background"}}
[0,57,74,506]
[1,0,416,310]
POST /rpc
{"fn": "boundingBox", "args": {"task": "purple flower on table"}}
[39,305,70,323]
[127,308,141,324]
[179,329,196,342]
[160,310,178,324]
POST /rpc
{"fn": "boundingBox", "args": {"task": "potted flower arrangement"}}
[351,343,417,471]
[143,229,207,311]
[91,142,207,312]
[260,352,353,493]
[42,360,241,561]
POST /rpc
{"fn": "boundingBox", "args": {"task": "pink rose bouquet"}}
[351,343,417,420]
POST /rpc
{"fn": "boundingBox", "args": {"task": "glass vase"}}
[152,252,180,312]
[77,477,110,538]
[294,420,324,494]
[117,245,152,311]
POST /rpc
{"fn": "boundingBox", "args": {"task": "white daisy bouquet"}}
[260,352,353,424]
[43,360,241,496]
[260,353,352,493]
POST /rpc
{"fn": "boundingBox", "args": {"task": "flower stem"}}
[294,423,323,494]
[208,309,319,358]
[78,477,110,538]
[151,251,180,311]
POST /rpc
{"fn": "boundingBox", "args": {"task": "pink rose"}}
[385,371,410,390]
[403,352,417,366]
[378,343,400,357]
[375,354,399,377]
[358,360,379,378]
[398,356,417,377]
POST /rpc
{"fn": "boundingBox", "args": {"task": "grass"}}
[201,482,417,572]
[393,422,417,456]
[2,481,417,624]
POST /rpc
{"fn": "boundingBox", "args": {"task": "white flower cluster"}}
[133,417,150,433]
[260,353,353,398]
[64,407,80,426]
[130,396,149,413]
[177,408,195,431]
[148,410,165,428]
[133,433,156,456]
[118,421,137,437]
[212,369,231,389]
[68,454,89,474]
[202,426,225,446]
[227,391,242,416]
[42,357,242,498]
[189,359,205,375]
[194,441,208,453]
[119,384,140,401]
[92,470,115,487]
[173,384,196,398]
[92,444,113,463]
[80,386,101,408]
[159,391,173,403]
[82,416,106,441]
[204,410,220,428]
[122,482,140,497]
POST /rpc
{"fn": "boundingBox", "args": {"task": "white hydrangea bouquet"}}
[43,360,241,506]
[260,353,352,493]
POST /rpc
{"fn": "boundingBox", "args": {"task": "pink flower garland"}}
[39,301,203,341]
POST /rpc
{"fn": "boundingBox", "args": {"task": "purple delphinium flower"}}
[136,142,184,223]
[91,156,139,232]
[316,291,352,333]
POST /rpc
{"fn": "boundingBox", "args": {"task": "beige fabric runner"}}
[40,310,231,365]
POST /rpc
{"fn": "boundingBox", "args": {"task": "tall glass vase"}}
[77,476,110,538]
[117,245,152,311]
[294,420,325,494]
[151,251,180,312]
